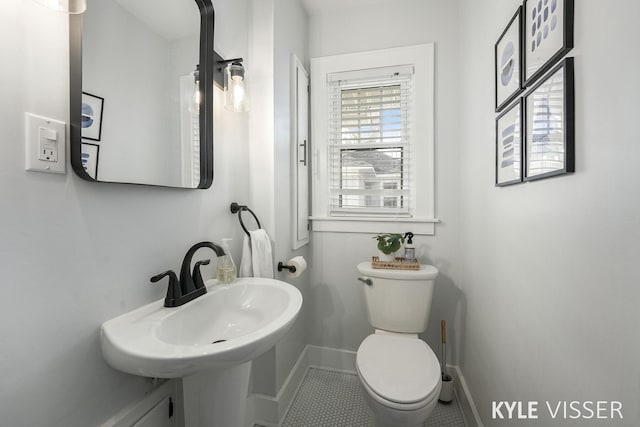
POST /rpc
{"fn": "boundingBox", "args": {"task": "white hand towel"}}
[249,229,273,279]
[238,229,274,278]
[249,229,274,278]
[239,234,253,277]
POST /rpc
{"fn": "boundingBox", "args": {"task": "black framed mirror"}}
[69,0,214,188]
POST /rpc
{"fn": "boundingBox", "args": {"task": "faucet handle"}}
[151,270,181,307]
[193,259,211,290]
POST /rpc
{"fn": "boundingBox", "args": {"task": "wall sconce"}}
[214,52,248,113]
[29,0,86,14]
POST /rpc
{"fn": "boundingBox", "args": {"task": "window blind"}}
[327,67,413,216]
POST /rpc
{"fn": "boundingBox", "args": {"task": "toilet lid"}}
[356,334,441,405]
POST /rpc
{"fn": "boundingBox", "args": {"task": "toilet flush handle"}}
[357,277,373,286]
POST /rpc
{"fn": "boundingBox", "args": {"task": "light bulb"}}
[231,77,245,112]
[224,63,248,112]
[191,86,201,114]
[190,66,201,114]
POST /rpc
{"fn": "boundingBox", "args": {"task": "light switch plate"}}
[25,113,66,174]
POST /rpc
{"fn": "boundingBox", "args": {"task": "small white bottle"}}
[404,232,416,262]
[216,238,238,284]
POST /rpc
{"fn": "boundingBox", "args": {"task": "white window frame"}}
[328,67,413,216]
[310,44,437,235]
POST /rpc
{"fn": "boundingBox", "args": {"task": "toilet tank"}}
[357,262,439,333]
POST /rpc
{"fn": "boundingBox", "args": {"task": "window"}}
[310,44,437,234]
[328,68,412,216]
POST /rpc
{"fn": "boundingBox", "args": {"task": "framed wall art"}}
[81,92,104,141]
[523,0,574,86]
[524,57,574,181]
[495,6,523,112]
[81,142,100,180]
[496,99,523,186]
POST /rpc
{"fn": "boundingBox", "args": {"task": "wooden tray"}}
[371,256,420,270]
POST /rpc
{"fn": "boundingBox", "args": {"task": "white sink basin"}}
[100,278,303,378]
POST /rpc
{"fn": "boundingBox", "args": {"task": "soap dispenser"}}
[216,238,238,284]
[404,232,416,262]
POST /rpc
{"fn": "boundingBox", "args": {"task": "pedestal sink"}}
[100,278,303,426]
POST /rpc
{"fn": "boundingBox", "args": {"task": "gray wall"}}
[249,0,311,397]
[272,0,311,394]
[0,0,250,425]
[5,0,638,425]
[306,0,464,362]
[458,0,640,425]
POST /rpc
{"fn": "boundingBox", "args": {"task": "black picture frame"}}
[495,6,523,112]
[81,142,100,180]
[496,98,524,186]
[524,57,574,182]
[81,91,104,141]
[523,0,574,87]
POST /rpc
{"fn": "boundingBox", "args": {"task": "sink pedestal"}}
[183,361,252,427]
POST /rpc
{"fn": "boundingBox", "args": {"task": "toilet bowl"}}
[356,262,441,426]
[356,333,442,427]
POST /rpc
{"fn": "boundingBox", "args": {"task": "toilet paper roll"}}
[285,256,307,278]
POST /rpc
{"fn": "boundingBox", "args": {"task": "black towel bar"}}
[230,202,261,237]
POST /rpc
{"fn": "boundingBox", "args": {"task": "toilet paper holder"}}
[277,262,296,273]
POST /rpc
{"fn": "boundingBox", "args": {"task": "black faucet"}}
[151,241,226,307]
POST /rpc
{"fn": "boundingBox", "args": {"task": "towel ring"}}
[230,202,261,237]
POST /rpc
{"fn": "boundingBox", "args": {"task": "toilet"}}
[356,261,441,427]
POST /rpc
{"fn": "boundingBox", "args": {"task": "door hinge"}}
[169,397,174,418]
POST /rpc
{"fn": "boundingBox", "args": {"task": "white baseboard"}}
[250,345,357,426]
[250,347,484,427]
[448,365,484,427]
[100,379,181,427]
[251,346,310,427]
[307,345,357,373]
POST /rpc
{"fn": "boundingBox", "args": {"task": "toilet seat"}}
[356,334,441,410]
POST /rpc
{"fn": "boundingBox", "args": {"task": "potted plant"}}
[373,233,405,262]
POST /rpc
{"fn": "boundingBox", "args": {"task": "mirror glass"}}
[70,0,214,188]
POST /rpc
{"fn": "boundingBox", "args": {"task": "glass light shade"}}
[191,80,201,114]
[224,63,248,113]
[30,0,86,14]
[191,67,201,114]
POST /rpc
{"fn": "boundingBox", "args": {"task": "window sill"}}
[309,216,439,235]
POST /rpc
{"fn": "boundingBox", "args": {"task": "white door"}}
[292,56,310,249]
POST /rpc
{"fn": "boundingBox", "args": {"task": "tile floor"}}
[276,367,466,427]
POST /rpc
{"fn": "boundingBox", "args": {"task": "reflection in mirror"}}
[70,0,214,188]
